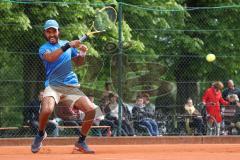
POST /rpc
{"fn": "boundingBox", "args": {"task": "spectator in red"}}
[202,81,229,135]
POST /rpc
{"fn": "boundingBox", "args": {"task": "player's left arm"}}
[71,44,88,66]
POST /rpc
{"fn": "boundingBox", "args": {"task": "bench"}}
[57,125,111,136]
[0,125,30,131]
[0,126,31,137]
[0,125,111,137]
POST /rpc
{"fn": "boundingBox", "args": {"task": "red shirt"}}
[202,86,228,122]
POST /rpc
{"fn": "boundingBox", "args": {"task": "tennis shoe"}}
[31,132,47,153]
[74,141,95,154]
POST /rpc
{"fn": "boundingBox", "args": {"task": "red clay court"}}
[0,136,240,160]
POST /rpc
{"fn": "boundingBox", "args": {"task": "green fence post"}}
[117,0,123,136]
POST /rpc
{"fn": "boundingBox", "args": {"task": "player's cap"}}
[44,19,59,30]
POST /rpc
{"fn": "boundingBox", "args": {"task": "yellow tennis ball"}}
[206,54,216,62]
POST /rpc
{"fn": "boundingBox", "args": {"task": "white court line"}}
[103,158,145,160]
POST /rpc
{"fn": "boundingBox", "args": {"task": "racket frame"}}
[79,6,117,42]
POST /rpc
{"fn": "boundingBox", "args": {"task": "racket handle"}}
[79,34,88,42]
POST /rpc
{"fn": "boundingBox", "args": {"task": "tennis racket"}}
[79,6,117,42]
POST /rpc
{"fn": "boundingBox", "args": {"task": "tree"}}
[120,0,240,112]
[174,0,240,107]
[0,0,142,127]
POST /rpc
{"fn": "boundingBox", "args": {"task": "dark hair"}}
[108,92,118,98]
[105,81,112,87]
[87,93,94,97]
[104,81,113,91]
[142,93,150,100]
[136,94,143,99]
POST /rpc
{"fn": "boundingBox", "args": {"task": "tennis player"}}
[31,19,96,154]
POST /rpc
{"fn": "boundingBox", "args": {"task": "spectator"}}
[55,101,84,135]
[221,79,240,134]
[202,81,229,135]
[184,98,204,135]
[99,81,113,114]
[105,92,135,136]
[132,95,159,136]
[230,106,240,135]
[142,93,155,118]
[24,90,59,137]
[102,81,114,99]
[56,93,117,136]
[222,80,240,101]
[87,93,117,136]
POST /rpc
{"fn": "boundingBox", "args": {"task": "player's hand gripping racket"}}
[79,6,117,42]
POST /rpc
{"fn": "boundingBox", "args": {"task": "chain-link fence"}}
[1,1,240,137]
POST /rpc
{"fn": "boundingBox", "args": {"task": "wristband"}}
[61,42,70,52]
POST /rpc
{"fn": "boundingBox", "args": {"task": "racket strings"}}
[105,8,117,22]
[94,8,117,32]
[79,7,117,42]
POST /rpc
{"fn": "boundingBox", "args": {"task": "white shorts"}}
[43,85,85,108]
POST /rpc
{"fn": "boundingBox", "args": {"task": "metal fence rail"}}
[0,1,240,137]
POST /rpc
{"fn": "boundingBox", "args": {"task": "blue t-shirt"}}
[39,40,79,87]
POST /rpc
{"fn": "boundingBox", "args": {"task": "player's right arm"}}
[42,48,64,62]
[40,40,81,62]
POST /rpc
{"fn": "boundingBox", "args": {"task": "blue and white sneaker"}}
[31,132,47,153]
[74,141,95,154]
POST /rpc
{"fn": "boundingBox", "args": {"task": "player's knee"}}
[41,106,54,116]
[89,108,96,117]
[85,108,96,119]
[41,97,55,115]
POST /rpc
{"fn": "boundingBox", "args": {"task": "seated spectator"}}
[105,92,135,136]
[87,93,117,136]
[142,93,155,118]
[222,80,240,134]
[227,94,239,105]
[132,95,159,136]
[222,80,240,101]
[230,106,240,135]
[55,100,84,135]
[102,81,114,99]
[226,93,240,135]
[56,93,117,136]
[184,98,204,135]
[99,81,114,112]
[23,90,59,137]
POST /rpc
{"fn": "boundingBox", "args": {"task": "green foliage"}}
[2,0,240,126]
[0,51,24,126]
